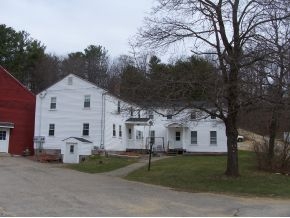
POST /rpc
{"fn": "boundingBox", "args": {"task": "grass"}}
[125,151,290,198]
[67,155,138,173]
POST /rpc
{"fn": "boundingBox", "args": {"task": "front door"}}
[175,130,182,148]
[0,128,9,153]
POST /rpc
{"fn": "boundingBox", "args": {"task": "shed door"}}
[0,129,9,153]
[64,143,79,163]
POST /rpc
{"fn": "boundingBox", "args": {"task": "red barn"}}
[0,66,35,155]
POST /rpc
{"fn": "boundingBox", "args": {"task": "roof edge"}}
[0,65,35,97]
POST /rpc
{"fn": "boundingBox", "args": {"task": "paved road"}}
[0,156,290,216]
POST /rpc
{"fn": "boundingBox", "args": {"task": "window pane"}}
[84,95,90,108]
[70,145,74,153]
[191,131,197,144]
[49,124,55,136]
[83,123,89,136]
[190,112,196,120]
[50,97,56,109]
[210,131,217,144]
[148,110,154,119]
[0,131,6,140]
[117,101,121,113]
[113,124,116,137]
[176,131,181,141]
[119,125,122,137]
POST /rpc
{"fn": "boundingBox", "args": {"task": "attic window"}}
[68,77,73,85]
[190,112,196,120]
[117,101,121,113]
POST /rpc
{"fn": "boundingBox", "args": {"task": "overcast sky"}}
[0,0,154,58]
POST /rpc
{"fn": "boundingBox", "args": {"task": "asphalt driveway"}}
[0,156,289,216]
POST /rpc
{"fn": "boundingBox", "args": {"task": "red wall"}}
[0,66,36,155]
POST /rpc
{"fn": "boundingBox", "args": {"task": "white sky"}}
[0,0,154,58]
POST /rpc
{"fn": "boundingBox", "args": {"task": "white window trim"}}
[50,97,57,110]
[210,131,217,145]
[83,123,90,136]
[190,131,198,145]
[84,95,91,109]
[48,124,55,137]
[112,124,116,137]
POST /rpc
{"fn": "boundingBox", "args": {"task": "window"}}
[191,131,197,144]
[128,128,132,139]
[84,95,90,108]
[83,123,89,136]
[113,124,116,137]
[211,111,216,119]
[210,131,217,144]
[130,107,133,116]
[50,97,56,109]
[117,101,121,113]
[70,145,74,153]
[0,131,6,140]
[148,110,154,119]
[167,114,173,119]
[48,124,55,136]
[136,130,143,140]
[149,130,155,144]
[176,131,181,141]
[190,112,196,120]
[119,125,122,137]
[68,76,73,85]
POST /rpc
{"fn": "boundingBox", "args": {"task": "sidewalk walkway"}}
[102,155,169,177]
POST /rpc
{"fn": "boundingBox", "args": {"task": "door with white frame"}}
[0,128,10,153]
[64,143,79,163]
[174,128,182,148]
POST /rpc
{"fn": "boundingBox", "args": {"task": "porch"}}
[166,122,188,152]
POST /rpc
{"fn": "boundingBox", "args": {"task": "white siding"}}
[35,74,227,155]
[35,75,104,150]
[103,95,131,151]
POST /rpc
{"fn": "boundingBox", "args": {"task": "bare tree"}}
[257,14,290,167]
[135,0,290,176]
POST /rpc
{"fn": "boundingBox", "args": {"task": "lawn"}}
[67,155,138,173]
[126,151,290,198]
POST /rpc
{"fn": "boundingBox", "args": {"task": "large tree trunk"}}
[268,108,278,167]
[224,65,240,177]
[225,114,239,177]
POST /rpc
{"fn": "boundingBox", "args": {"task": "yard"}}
[126,151,290,198]
[67,154,138,173]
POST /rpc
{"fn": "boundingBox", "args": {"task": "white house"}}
[34,74,227,163]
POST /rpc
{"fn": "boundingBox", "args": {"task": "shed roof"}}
[63,137,92,143]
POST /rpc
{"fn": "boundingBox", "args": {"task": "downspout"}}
[100,91,107,149]
[38,91,46,151]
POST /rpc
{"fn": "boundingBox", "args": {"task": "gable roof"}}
[40,73,140,108]
[0,65,35,97]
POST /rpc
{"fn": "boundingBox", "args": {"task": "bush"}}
[253,139,290,174]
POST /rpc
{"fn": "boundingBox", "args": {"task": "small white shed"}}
[61,137,93,163]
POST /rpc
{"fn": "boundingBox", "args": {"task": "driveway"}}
[0,156,289,216]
